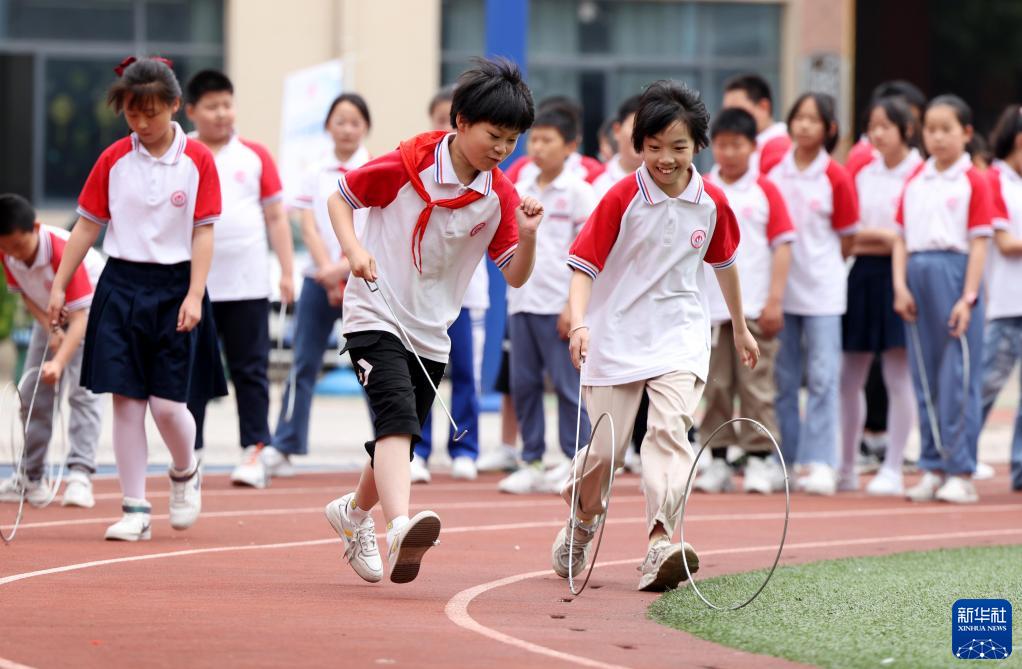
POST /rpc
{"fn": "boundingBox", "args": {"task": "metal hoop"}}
[679,417,790,610]
[0,381,26,544]
[567,410,617,596]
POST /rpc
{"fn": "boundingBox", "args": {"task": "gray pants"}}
[21,324,102,480]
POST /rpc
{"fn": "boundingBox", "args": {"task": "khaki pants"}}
[561,370,704,537]
[701,320,779,454]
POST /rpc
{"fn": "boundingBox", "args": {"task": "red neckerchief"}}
[399,131,490,273]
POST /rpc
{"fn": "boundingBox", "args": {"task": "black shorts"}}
[343,330,446,464]
[493,322,512,395]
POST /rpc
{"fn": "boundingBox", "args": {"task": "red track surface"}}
[1,469,1019,668]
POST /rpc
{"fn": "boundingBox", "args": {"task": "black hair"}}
[723,73,774,112]
[429,84,456,115]
[926,94,973,129]
[538,95,582,118]
[865,96,915,145]
[450,57,535,133]
[324,93,371,130]
[710,107,758,142]
[615,95,642,124]
[989,104,1022,160]
[869,79,927,115]
[787,92,839,153]
[598,117,618,152]
[631,80,710,152]
[107,57,181,113]
[0,193,37,236]
[185,69,233,105]
[967,134,993,167]
[532,106,579,144]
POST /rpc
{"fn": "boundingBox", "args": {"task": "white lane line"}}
[444,526,1022,669]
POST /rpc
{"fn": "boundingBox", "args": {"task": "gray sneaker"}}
[551,518,598,578]
[636,540,700,591]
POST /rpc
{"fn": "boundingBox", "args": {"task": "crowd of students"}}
[0,55,1019,587]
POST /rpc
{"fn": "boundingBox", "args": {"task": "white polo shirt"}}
[592,155,636,197]
[768,149,859,316]
[2,225,105,313]
[199,133,284,302]
[338,133,520,362]
[986,160,1022,320]
[754,121,791,175]
[895,153,993,254]
[509,169,595,316]
[853,149,922,236]
[77,122,221,264]
[704,167,795,323]
[507,152,605,186]
[567,164,740,385]
[291,145,370,278]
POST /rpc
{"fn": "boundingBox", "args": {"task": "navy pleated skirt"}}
[81,258,228,403]
[842,255,907,353]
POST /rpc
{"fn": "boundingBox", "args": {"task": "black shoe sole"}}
[390,515,441,584]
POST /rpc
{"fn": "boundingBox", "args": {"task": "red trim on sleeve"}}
[756,175,795,243]
[568,177,639,276]
[77,137,133,224]
[580,155,606,184]
[702,181,741,267]
[239,137,284,201]
[988,166,1011,223]
[184,139,222,225]
[49,232,94,306]
[894,161,927,227]
[504,155,532,184]
[965,166,994,233]
[339,149,411,210]
[488,170,521,268]
[825,159,859,232]
[844,139,876,179]
[2,260,21,292]
[758,135,791,175]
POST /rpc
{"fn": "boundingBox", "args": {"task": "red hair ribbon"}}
[114,56,174,77]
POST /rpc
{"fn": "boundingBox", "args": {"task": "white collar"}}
[756,121,788,148]
[635,163,704,205]
[778,147,829,178]
[433,133,492,195]
[708,164,757,191]
[922,153,972,181]
[132,121,187,164]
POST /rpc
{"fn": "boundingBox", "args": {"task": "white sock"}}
[386,515,410,546]
[347,496,369,523]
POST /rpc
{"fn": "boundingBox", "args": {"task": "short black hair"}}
[186,69,233,105]
[864,96,916,145]
[0,193,37,236]
[927,94,973,129]
[787,92,840,153]
[532,106,579,144]
[450,57,535,133]
[723,74,774,112]
[429,84,456,116]
[324,92,371,129]
[711,107,758,142]
[107,57,181,114]
[538,95,582,118]
[615,95,641,124]
[989,104,1022,160]
[598,117,618,153]
[870,79,926,115]
[631,80,710,153]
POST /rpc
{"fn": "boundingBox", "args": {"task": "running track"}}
[1,470,1019,668]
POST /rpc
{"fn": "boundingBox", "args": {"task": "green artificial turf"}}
[649,544,1022,668]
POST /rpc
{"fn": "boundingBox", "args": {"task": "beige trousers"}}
[561,370,704,537]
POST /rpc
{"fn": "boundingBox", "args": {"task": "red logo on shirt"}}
[741,207,755,220]
[947,196,959,209]
[555,198,568,210]
[470,222,487,237]
[690,229,707,248]
[170,191,187,207]
[234,170,247,184]
[808,199,822,212]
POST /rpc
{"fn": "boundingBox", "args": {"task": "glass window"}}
[146,0,222,44]
[1,0,134,42]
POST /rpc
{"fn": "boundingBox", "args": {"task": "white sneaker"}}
[498,463,546,494]
[168,460,202,530]
[0,473,50,507]
[542,460,572,493]
[694,458,734,493]
[974,462,995,480]
[261,446,296,478]
[450,456,477,481]
[387,511,441,584]
[743,456,785,494]
[837,469,860,492]
[476,445,518,472]
[636,540,700,591]
[865,468,904,496]
[799,464,837,496]
[410,454,431,484]
[61,470,95,508]
[105,498,152,541]
[906,471,944,502]
[231,445,268,489]
[324,493,383,583]
[623,448,642,474]
[551,518,597,578]
[935,476,979,504]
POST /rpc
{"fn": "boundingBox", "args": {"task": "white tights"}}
[112,394,196,500]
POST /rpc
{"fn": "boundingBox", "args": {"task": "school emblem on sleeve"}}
[170,190,188,207]
[690,229,707,248]
[470,222,487,237]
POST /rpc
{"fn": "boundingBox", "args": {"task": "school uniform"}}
[592,155,635,198]
[76,122,227,403]
[702,167,794,454]
[767,149,859,468]
[508,169,595,463]
[187,132,283,451]
[981,160,1022,489]
[337,130,519,461]
[273,146,370,456]
[897,153,993,476]
[755,121,792,175]
[564,164,740,536]
[2,226,105,479]
[505,152,605,186]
